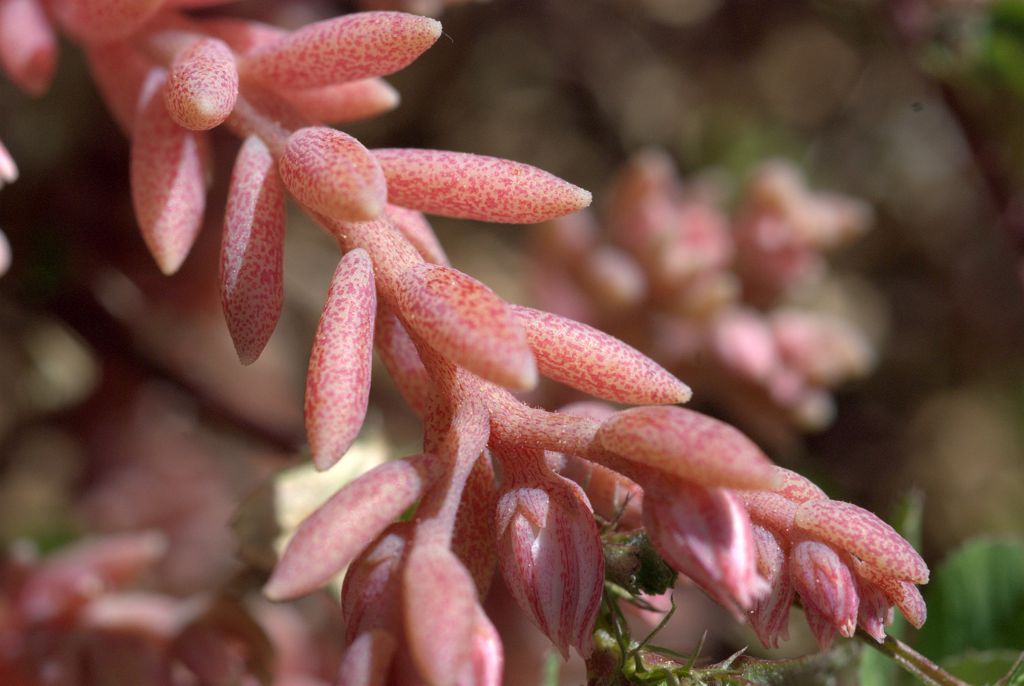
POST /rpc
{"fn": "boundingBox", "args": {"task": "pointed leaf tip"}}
[373,148,592,224]
[397,263,537,390]
[305,249,376,471]
[511,304,691,405]
[280,127,386,222]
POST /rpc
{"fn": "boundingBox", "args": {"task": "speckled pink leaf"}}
[876,576,926,629]
[386,204,448,265]
[282,78,400,125]
[242,12,441,90]
[337,630,396,686]
[738,491,799,537]
[403,544,477,686]
[643,480,767,617]
[748,524,793,649]
[374,309,431,416]
[305,248,376,471]
[0,0,57,96]
[165,37,238,131]
[397,263,537,390]
[596,406,778,490]
[130,69,207,275]
[511,304,690,405]
[794,500,929,584]
[279,126,386,222]
[18,532,167,622]
[51,0,166,42]
[789,540,859,642]
[199,18,285,55]
[220,135,285,365]
[373,148,593,223]
[771,466,827,503]
[264,456,433,600]
[86,41,152,135]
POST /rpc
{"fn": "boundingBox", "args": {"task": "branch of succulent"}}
[0,1,931,684]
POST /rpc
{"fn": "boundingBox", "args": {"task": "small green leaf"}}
[941,650,1022,685]
[916,538,1024,659]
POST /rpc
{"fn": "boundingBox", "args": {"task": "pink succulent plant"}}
[0,1,929,682]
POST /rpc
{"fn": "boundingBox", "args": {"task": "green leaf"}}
[916,538,1024,659]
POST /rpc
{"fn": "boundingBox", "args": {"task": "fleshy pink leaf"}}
[130,69,207,275]
[738,490,799,536]
[264,456,433,600]
[220,135,285,365]
[0,0,57,96]
[403,544,477,686]
[337,631,396,686]
[596,406,779,490]
[165,37,238,131]
[772,466,828,503]
[386,205,448,265]
[305,248,377,471]
[279,127,386,222]
[198,18,285,55]
[469,607,503,686]
[242,12,441,90]
[373,148,593,223]
[374,309,431,416]
[85,41,152,135]
[282,78,400,125]
[341,531,407,645]
[794,500,929,583]
[397,263,537,390]
[0,137,17,187]
[511,304,691,405]
[52,0,166,42]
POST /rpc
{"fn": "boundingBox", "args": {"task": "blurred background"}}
[1,0,1023,683]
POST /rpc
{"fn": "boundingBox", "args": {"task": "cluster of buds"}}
[0,532,342,684]
[533,150,876,438]
[0,1,928,682]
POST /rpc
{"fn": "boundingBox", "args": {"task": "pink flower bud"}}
[304,249,377,470]
[341,531,407,645]
[855,576,892,643]
[220,135,285,364]
[789,540,859,644]
[165,37,239,131]
[397,263,537,390]
[0,0,57,96]
[643,479,768,617]
[596,406,779,491]
[130,69,208,275]
[279,126,387,222]
[748,525,793,648]
[265,456,435,600]
[511,304,691,405]
[373,148,593,224]
[337,630,396,686]
[496,455,604,659]
[242,12,441,90]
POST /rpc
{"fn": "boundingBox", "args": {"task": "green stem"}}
[857,630,971,686]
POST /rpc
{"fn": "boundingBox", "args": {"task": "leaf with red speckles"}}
[264,455,435,601]
[794,500,929,584]
[130,69,207,276]
[510,304,690,405]
[242,12,441,90]
[397,263,536,390]
[373,149,593,224]
[375,308,431,417]
[771,466,828,503]
[165,37,238,131]
[305,249,376,471]
[51,0,166,42]
[86,41,152,135]
[403,544,477,686]
[0,0,57,97]
[198,18,286,55]
[337,630,396,686]
[279,127,386,222]
[386,205,448,265]
[596,406,778,490]
[220,135,285,365]
[282,78,400,125]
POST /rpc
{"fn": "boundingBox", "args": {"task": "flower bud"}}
[789,540,859,646]
[748,525,793,648]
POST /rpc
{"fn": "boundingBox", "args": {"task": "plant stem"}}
[857,630,970,686]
